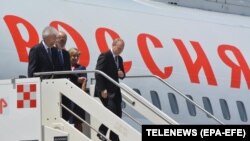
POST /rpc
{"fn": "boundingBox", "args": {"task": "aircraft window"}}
[219,99,230,120]
[133,88,141,95]
[236,101,247,122]
[186,95,196,116]
[168,93,179,114]
[150,90,162,110]
[202,97,214,118]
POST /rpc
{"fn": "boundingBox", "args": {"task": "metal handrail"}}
[122,110,142,126]
[61,104,111,141]
[125,75,224,125]
[34,70,135,106]
[34,70,177,124]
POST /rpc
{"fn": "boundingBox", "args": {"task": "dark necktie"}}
[47,48,52,60]
[58,50,64,66]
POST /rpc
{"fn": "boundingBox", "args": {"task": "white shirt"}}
[42,41,50,52]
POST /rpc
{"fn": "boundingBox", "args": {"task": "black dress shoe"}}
[97,133,107,141]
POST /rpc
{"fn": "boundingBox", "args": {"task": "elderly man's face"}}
[112,41,124,56]
[45,35,57,48]
[56,33,67,49]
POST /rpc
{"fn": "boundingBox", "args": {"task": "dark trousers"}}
[99,93,121,141]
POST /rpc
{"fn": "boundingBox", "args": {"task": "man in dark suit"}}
[28,26,59,79]
[95,38,126,141]
[55,31,78,129]
[55,31,71,72]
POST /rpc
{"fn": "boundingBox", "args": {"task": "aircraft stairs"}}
[121,74,224,125]
[0,70,223,141]
[37,70,179,141]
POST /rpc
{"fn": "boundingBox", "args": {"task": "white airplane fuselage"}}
[1,0,250,124]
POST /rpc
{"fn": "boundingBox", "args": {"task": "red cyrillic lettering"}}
[218,45,250,89]
[173,39,217,85]
[4,15,39,62]
[137,33,173,79]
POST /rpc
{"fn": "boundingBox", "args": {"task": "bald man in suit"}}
[95,38,126,141]
[55,31,71,72]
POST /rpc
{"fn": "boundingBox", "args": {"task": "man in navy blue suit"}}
[55,31,71,72]
[95,38,126,141]
[28,26,59,79]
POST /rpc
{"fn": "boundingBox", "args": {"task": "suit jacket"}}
[55,49,71,71]
[28,42,59,79]
[53,49,72,79]
[95,50,125,103]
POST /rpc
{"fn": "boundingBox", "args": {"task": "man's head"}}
[42,26,58,48]
[112,38,125,56]
[56,31,67,49]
